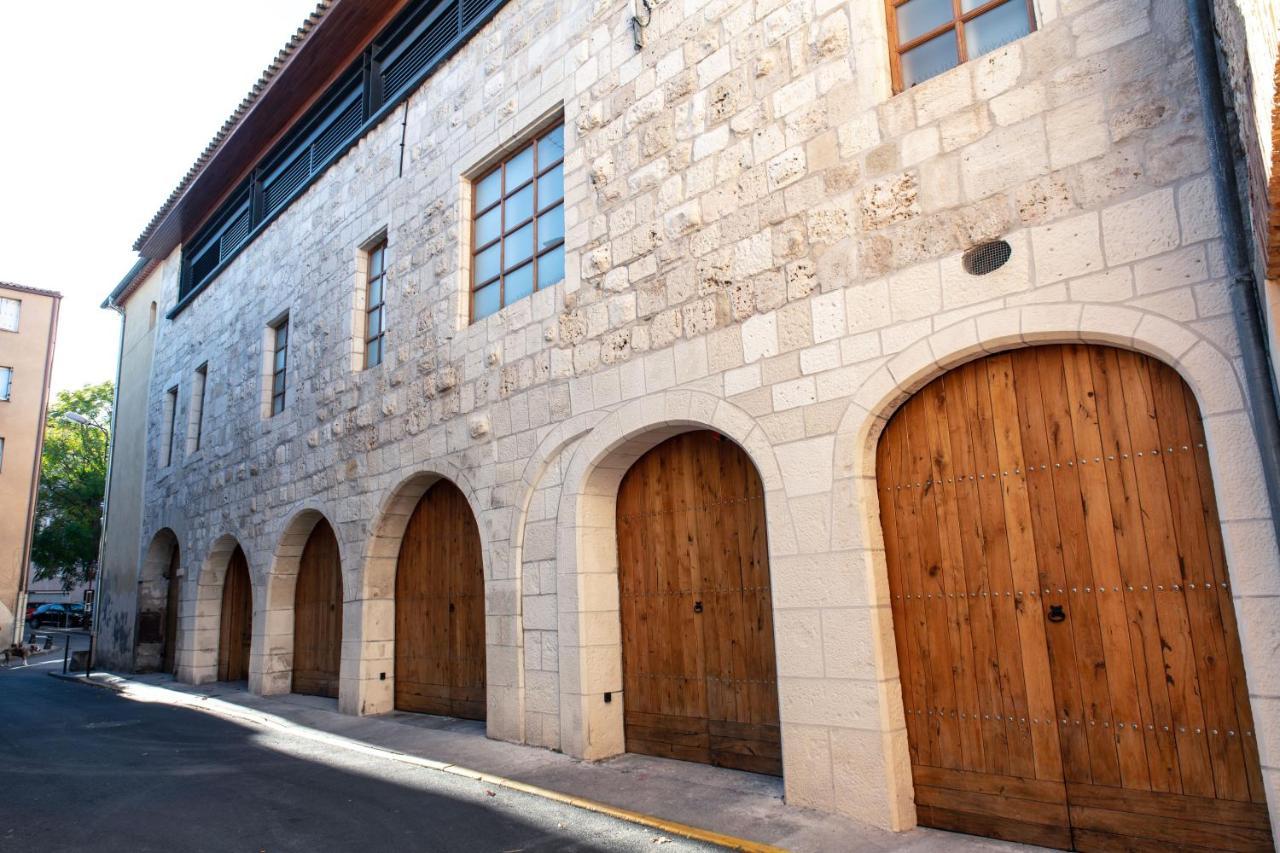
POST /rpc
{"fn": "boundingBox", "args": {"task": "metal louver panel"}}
[461,0,494,24]
[382,2,459,99]
[220,209,251,260]
[312,99,363,166]
[262,154,311,217]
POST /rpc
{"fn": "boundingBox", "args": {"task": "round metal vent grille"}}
[962,240,1012,276]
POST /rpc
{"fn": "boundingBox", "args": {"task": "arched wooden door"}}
[616,430,781,775]
[877,344,1272,851]
[161,545,180,674]
[292,519,342,698]
[217,546,253,682]
[395,480,486,719]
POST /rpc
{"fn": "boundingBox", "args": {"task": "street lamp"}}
[59,411,109,673]
[62,412,106,431]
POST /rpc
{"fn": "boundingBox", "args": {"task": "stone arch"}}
[134,527,180,673]
[184,534,254,685]
[832,303,1280,832]
[258,508,338,698]
[353,464,491,720]
[552,390,787,763]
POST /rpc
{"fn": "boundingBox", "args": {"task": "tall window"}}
[886,0,1034,91]
[471,123,565,321]
[0,367,11,401]
[0,437,5,472]
[190,363,208,454]
[365,240,387,368]
[163,386,178,467]
[0,298,19,332]
[271,317,289,416]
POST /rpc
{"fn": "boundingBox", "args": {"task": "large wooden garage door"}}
[395,480,486,720]
[616,430,781,776]
[293,519,342,698]
[877,345,1272,851]
[217,546,253,682]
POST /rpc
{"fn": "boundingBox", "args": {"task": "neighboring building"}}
[96,0,1280,847]
[0,282,60,643]
[97,259,165,670]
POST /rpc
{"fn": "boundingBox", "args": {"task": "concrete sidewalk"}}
[63,671,1037,852]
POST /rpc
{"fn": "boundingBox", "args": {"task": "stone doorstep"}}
[64,672,1035,853]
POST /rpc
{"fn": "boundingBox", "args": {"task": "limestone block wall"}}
[108,0,1280,831]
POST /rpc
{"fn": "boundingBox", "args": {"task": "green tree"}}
[31,381,113,589]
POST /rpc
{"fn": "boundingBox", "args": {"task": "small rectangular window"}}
[0,367,11,401]
[163,386,179,467]
[365,240,388,368]
[886,0,1034,91]
[0,436,5,471]
[0,298,19,332]
[471,123,565,321]
[190,363,208,454]
[271,317,289,416]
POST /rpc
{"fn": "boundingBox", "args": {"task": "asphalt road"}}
[0,663,719,853]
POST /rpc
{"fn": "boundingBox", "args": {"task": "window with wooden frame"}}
[470,123,565,321]
[270,317,289,416]
[364,240,388,368]
[886,0,1035,91]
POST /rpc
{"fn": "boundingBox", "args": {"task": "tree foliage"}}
[31,381,113,589]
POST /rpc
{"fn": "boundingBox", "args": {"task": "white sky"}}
[0,1,321,394]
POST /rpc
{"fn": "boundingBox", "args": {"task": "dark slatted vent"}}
[221,209,251,255]
[962,239,1013,276]
[381,2,460,100]
[177,0,516,310]
[312,98,363,165]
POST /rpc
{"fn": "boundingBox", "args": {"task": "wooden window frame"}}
[469,123,566,322]
[364,239,388,368]
[270,317,289,417]
[885,0,1036,93]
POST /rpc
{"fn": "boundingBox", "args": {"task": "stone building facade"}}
[98,0,1280,838]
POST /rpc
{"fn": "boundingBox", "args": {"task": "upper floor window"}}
[163,386,179,467]
[0,367,11,401]
[189,363,208,454]
[271,317,289,416]
[365,240,387,368]
[471,123,565,321]
[887,0,1034,91]
[0,298,19,332]
[0,437,5,472]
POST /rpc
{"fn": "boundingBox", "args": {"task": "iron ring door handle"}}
[693,601,703,613]
[1047,604,1066,623]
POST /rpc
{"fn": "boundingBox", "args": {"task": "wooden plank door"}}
[394,480,486,720]
[876,345,1272,851]
[217,546,253,682]
[617,430,781,776]
[161,545,181,675]
[292,518,342,698]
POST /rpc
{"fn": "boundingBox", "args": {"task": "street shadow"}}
[0,671,652,853]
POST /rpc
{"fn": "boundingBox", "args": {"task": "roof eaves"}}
[102,257,160,309]
[0,282,63,300]
[131,1,334,253]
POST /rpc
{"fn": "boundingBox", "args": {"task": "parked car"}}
[25,602,38,621]
[27,603,86,628]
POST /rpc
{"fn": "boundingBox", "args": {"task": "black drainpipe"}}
[1185,0,1280,551]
